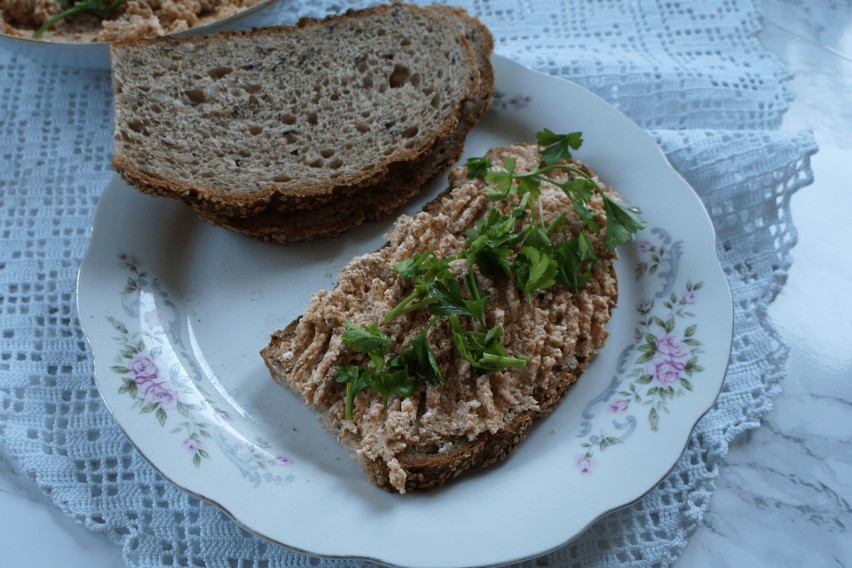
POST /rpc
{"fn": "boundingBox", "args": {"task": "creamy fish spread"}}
[0,0,260,42]
[264,144,619,493]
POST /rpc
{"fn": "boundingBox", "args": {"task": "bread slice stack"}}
[110,2,494,241]
[262,144,620,493]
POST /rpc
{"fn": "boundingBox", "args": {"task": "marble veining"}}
[676,1,852,566]
[761,0,852,60]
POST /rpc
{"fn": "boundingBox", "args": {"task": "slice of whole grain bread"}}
[184,4,495,242]
[110,2,490,220]
[261,144,620,492]
[193,67,493,241]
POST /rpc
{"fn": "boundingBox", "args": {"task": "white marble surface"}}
[1,0,850,566]
[676,0,852,566]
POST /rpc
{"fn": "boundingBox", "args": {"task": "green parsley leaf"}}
[523,226,552,251]
[565,177,595,202]
[513,246,558,300]
[466,209,525,280]
[602,194,646,252]
[554,233,597,293]
[392,250,452,284]
[465,157,493,179]
[469,244,513,281]
[369,369,418,408]
[463,292,491,326]
[516,174,542,201]
[385,251,453,322]
[467,208,526,249]
[536,129,583,164]
[388,332,444,387]
[392,251,433,278]
[559,178,600,233]
[341,321,391,356]
[427,279,481,319]
[484,158,517,199]
[426,279,471,317]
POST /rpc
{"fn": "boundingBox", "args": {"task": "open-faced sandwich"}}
[262,132,644,492]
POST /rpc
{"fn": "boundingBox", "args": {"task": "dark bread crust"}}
[110,2,486,219]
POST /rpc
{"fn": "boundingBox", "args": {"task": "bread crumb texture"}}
[264,144,619,493]
[110,4,479,207]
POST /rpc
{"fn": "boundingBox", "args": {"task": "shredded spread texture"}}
[267,144,619,492]
[0,0,260,42]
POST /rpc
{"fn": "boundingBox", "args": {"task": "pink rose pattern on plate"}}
[107,255,293,483]
[575,229,704,474]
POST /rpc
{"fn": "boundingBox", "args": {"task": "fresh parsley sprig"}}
[554,232,598,292]
[334,321,421,419]
[428,272,528,372]
[449,316,528,374]
[464,130,644,297]
[335,129,644,418]
[383,251,453,321]
[33,0,128,39]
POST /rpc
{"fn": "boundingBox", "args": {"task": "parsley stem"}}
[465,261,487,329]
[33,5,84,38]
[480,353,529,368]
[465,262,480,302]
[344,382,356,420]
[514,165,605,201]
[546,212,567,235]
[33,0,129,39]
[528,166,610,204]
[384,291,419,322]
[424,315,439,333]
[515,164,591,180]
[385,292,439,321]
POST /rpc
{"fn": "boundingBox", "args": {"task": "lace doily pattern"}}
[0,1,816,566]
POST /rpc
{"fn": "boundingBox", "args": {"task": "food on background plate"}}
[0,0,262,42]
[109,2,494,241]
[261,132,645,493]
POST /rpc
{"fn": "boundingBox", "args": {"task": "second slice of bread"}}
[110,2,492,222]
[189,4,495,242]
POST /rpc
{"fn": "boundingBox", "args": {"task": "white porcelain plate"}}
[77,56,732,568]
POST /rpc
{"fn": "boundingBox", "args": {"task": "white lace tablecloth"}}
[0,1,817,566]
